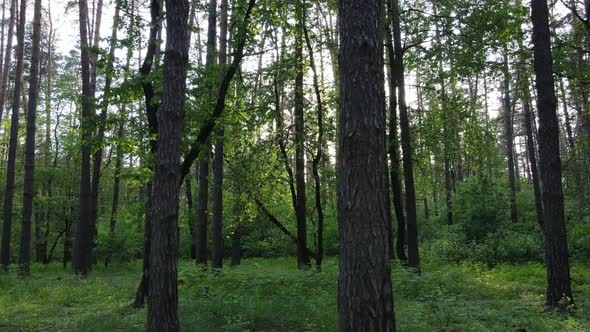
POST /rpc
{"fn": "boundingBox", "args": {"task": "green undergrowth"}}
[0,258,588,331]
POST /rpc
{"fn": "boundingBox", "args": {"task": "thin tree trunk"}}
[294,0,310,270]
[338,0,395,329]
[211,0,228,271]
[18,0,41,276]
[147,0,189,329]
[73,0,94,276]
[391,0,419,269]
[531,0,574,307]
[502,49,518,223]
[0,0,15,126]
[185,178,196,259]
[196,0,217,267]
[1,0,26,271]
[385,13,406,262]
[303,21,325,271]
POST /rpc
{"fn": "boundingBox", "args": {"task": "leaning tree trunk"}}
[502,49,518,223]
[531,0,574,307]
[147,0,189,329]
[337,0,395,329]
[1,0,26,271]
[19,0,42,276]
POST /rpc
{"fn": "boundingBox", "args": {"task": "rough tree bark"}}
[1,0,26,271]
[19,0,42,276]
[72,0,94,276]
[211,0,228,271]
[391,0,420,269]
[531,0,574,307]
[147,0,190,329]
[337,0,396,329]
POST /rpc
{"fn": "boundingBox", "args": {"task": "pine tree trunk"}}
[0,0,15,125]
[531,0,574,307]
[391,0,419,269]
[338,0,395,329]
[211,0,228,271]
[18,0,41,276]
[502,49,518,223]
[73,0,94,276]
[147,0,189,329]
[1,0,26,271]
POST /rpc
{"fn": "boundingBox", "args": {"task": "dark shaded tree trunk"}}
[522,78,544,230]
[391,0,419,269]
[185,178,196,259]
[294,0,310,270]
[385,15,406,262]
[134,0,161,308]
[18,0,42,276]
[502,50,518,223]
[73,0,94,276]
[0,0,15,124]
[337,0,396,329]
[531,0,574,307]
[196,0,217,267]
[211,0,228,271]
[303,21,325,271]
[147,0,189,329]
[231,223,241,267]
[1,0,26,271]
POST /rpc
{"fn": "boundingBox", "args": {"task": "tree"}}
[18,0,42,275]
[502,48,518,223]
[390,0,419,269]
[211,0,228,271]
[72,0,94,276]
[337,0,395,329]
[0,0,15,125]
[531,0,574,307]
[147,0,190,329]
[1,0,26,271]
[196,0,217,266]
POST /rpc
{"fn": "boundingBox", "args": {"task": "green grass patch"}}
[0,258,588,331]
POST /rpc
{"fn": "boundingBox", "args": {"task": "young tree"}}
[1,0,26,271]
[531,0,574,307]
[147,0,190,329]
[18,0,42,275]
[338,0,395,329]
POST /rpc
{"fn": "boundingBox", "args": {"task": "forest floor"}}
[0,258,588,331]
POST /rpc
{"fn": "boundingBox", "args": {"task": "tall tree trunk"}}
[294,0,310,270]
[385,14,406,262]
[134,0,161,307]
[502,49,518,223]
[147,0,189,329]
[0,0,15,125]
[185,178,196,259]
[303,21,325,271]
[391,0,419,269]
[531,0,574,307]
[1,0,26,271]
[73,0,95,276]
[338,0,395,329]
[196,0,217,267]
[211,0,228,271]
[18,0,41,276]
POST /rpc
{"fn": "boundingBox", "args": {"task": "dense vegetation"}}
[0,0,588,330]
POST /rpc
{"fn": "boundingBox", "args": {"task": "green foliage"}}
[1,258,588,331]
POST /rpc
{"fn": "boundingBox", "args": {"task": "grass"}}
[0,258,588,331]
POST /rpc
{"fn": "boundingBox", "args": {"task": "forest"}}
[0,0,588,330]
